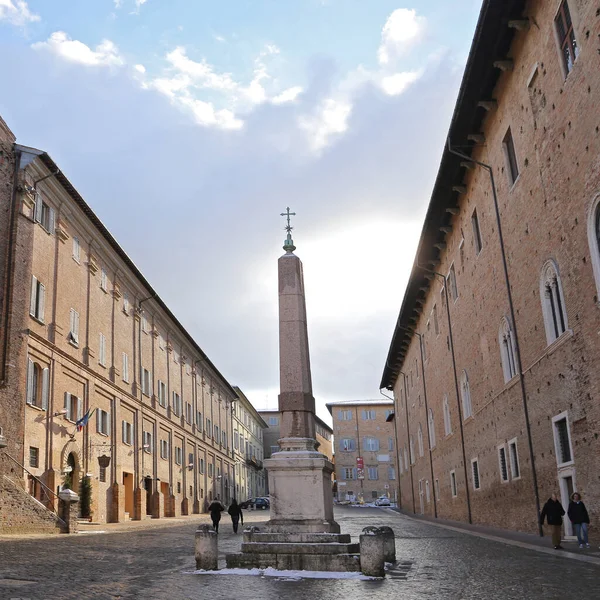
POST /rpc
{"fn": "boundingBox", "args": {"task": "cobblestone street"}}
[1,506,599,600]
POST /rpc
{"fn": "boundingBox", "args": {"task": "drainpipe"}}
[416,265,472,524]
[399,371,416,514]
[446,138,542,535]
[380,388,402,508]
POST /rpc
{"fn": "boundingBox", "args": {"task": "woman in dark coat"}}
[228,499,243,533]
[540,493,565,549]
[208,499,225,533]
[567,492,591,548]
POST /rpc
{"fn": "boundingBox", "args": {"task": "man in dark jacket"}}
[568,492,591,548]
[208,499,225,533]
[227,499,243,533]
[540,493,565,549]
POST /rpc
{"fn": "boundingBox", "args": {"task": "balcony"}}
[245,455,263,469]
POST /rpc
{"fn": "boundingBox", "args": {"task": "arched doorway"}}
[63,452,80,492]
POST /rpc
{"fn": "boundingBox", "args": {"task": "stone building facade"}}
[0,130,239,529]
[232,387,267,501]
[326,400,397,503]
[381,0,600,539]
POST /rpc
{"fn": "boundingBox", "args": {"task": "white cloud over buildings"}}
[0,0,39,27]
[32,32,124,67]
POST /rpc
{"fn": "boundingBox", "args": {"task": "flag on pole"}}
[76,408,96,432]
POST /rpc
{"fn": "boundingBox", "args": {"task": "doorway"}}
[123,472,134,518]
[559,472,575,537]
[160,481,170,517]
[144,477,153,516]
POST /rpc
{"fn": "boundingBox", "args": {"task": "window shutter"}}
[64,392,71,420]
[353,467,357,479]
[122,420,126,443]
[26,359,35,405]
[97,409,101,433]
[107,412,111,437]
[77,397,83,420]
[48,207,55,234]
[34,195,43,222]
[41,367,49,410]
[340,469,346,480]
[375,439,380,451]
[30,276,37,317]
[74,311,79,341]
[69,309,74,335]
[38,283,45,322]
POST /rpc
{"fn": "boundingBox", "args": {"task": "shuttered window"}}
[99,333,106,367]
[122,420,133,446]
[29,276,46,323]
[68,309,80,345]
[26,359,49,410]
[122,353,129,383]
[96,409,110,436]
[64,392,82,422]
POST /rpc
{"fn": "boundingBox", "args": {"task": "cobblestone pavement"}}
[0,506,599,600]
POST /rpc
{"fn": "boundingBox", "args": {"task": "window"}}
[433,304,440,336]
[34,193,55,233]
[222,431,227,447]
[425,480,430,503]
[404,447,409,472]
[99,465,107,482]
[367,466,378,480]
[435,478,440,501]
[443,395,452,435]
[388,466,396,480]
[208,463,213,478]
[158,334,165,350]
[141,367,151,396]
[388,437,394,451]
[197,411,203,431]
[29,447,39,468]
[29,276,46,322]
[143,430,153,453]
[428,409,436,449]
[508,439,520,479]
[364,437,379,452]
[123,293,130,315]
[100,268,108,292]
[362,409,376,420]
[185,402,193,424]
[498,445,509,482]
[555,1,578,75]
[342,468,356,480]
[498,318,518,382]
[472,459,480,490]
[96,409,110,436]
[206,418,211,434]
[122,420,133,445]
[447,264,458,302]
[175,446,183,465]
[188,453,194,469]
[268,416,279,426]
[540,261,568,344]
[68,309,79,345]
[450,470,457,497]
[98,333,106,367]
[214,425,219,440]
[338,409,352,421]
[72,237,80,262]
[160,439,169,459]
[172,392,181,416]
[409,436,415,465]
[157,380,166,407]
[461,371,473,419]
[199,457,205,474]
[141,315,149,333]
[26,359,49,410]
[417,424,424,457]
[503,128,519,186]
[340,438,356,452]
[63,392,81,423]
[471,209,483,254]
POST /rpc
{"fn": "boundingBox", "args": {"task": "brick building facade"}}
[327,400,397,503]
[0,129,239,529]
[381,0,600,540]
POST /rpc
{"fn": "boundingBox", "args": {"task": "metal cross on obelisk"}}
[280,207,296,253]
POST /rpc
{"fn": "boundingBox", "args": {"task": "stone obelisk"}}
[264,208,339,534]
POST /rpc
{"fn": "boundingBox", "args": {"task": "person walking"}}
[228,498,244,534]
[208,498,225,533]
[540,493,565,549]
[567,492,591,549]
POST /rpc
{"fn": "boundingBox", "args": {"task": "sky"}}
[0,0,482,424]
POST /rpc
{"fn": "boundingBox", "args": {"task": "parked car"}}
[375,496,391,507]
[239,498,256,509]
[254,497,270,510]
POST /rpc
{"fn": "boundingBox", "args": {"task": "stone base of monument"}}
[225,530,361,572]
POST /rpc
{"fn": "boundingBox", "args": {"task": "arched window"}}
[409,436,415,465]
[540,260,568,344]
[428,409,436,449]
[587,190,600,297]
[417,424,424,457]
[461,370,472,419]
[499,317,518,382]
[443,395,452,436]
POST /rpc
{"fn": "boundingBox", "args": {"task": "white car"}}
[375,496,391,506]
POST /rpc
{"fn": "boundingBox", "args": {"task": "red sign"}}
[356,456,364,479]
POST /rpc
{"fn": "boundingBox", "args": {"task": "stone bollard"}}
[360,526,386,578]
[58,488,79,534]
[378,526,396,563]
[195,524,218,570]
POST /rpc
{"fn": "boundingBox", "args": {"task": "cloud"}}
[0,0,39,26]
[272,86,303,105]
[381,70,421,96]
[299,98,352,152]
[378,8,425,65]
[134,63,146,73]
[32,32,124,67]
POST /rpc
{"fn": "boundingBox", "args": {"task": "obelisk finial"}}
[280,207,296,253]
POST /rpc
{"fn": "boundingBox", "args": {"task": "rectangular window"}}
[362,409,376,420]
[175,446,183,465]
[268,416,279,426]
[98,333,106,367]
[72,237,80,262]
[160,439,169,459]
[447,264,458,302]
[388,437,394,451]
[503,128,519,186]
[234,431,239,449]
[99,465,107,482]
[388,466,396,480]
[188,453,194,468]
[340,438,356,452]
[123,293,130,315]
[450,470,457,497]
[141,367,151,396]
[208,463,213,478]
[122,353,129,383]
[100,268,108,292]
[435,478,440,500]
[343,467,355,480]
[68,309,79,345]
[29,276,46,323]
[206,418,211,434]
[29,446,39,468]
[555,1,578,76]
[141,315,149,333]
[158,334,165,350]
[185,402,193,424]
[498,446,509,482]
[472,459,480,490]
[122,420,133,446]
[221,431,226,447]
[34,193,55,233]
[172,392,181,416]
[143,430,153,453]
[63,392,82,423]
[157,380,166,407]
[426,480,430,503]
[214,425,219,440]
[96,409,110,436]
[338,409,352,421]
[508,438,520,479]
[196,411,203,431]
[364,437,380,451]
[553,416,572,465]
[472,209,483,254]
[199,457,205,474]
[367,466,378,480]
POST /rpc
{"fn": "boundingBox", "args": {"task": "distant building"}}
[232,388,267,501]
[326,400,397,503]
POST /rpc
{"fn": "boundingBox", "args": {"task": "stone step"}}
[241,542,360,555]
[226,551,361,572]
[243,532,352,544]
